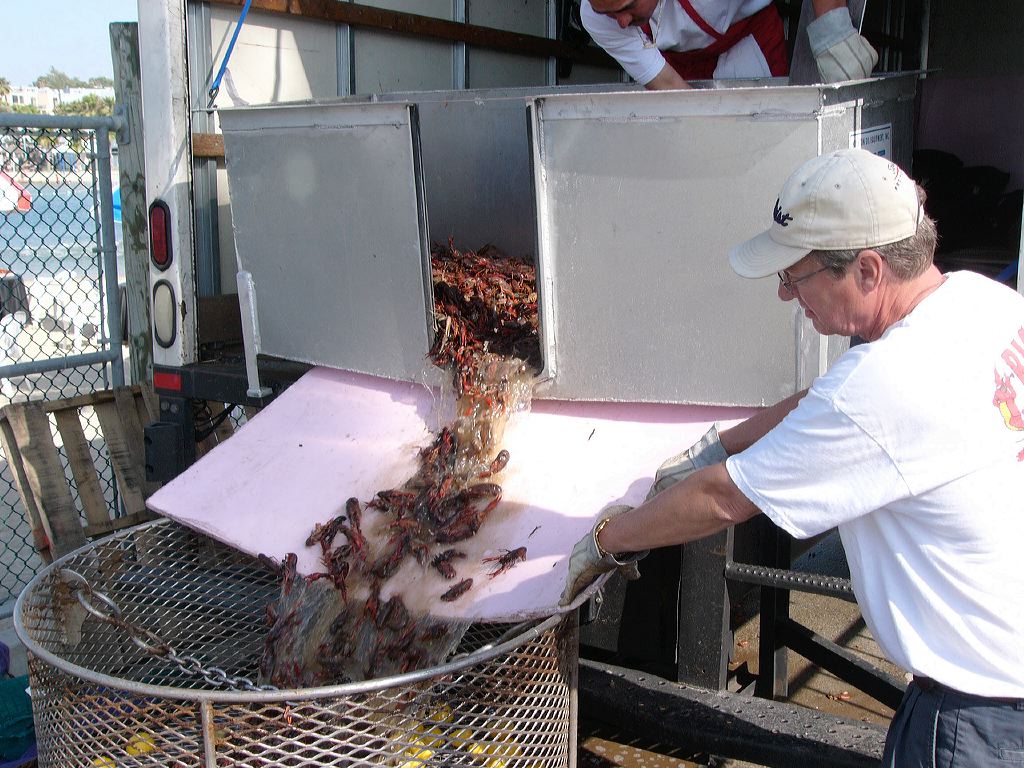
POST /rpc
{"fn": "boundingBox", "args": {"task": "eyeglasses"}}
[778,264,831,293]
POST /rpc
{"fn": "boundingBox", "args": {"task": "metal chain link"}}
[60,568,277,692]
[1,121,123,606]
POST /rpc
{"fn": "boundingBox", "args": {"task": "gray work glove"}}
[645,424,727,501]
[808,8,879,83]
[559,505,647,607]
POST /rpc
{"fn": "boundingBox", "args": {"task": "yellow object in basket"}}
[125,731,156,756]
[92,757,116,768]
[399,739,435,768]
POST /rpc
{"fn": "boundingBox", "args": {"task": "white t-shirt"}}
[580,0,773,85]
[727,271,1024,698]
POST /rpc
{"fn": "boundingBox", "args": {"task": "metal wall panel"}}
[352,0,456,93]
[219,102,435,383]
[468,50,549,89]
[466,0,549,88]
[209,8,339,108]
[375,84,635,257]
[529,77,917,405]
[353,33,454,93]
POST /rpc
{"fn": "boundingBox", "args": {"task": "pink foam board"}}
[147,367,755,621]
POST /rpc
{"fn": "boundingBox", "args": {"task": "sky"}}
[2,0,138,86]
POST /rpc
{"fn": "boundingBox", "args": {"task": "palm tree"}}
[0,77,11,107]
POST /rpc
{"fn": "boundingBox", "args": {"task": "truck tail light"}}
[153,279,177,348]
[149,200,172,270]
[153,370,183,391]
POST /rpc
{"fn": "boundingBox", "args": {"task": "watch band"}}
[593,517,612,558]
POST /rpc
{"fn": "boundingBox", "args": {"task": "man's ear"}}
[855,249,885,292]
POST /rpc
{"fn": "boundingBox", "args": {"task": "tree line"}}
[0,69,114,116]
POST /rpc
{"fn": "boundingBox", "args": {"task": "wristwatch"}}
[593,517,613,558]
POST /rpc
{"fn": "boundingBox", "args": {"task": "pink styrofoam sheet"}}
[147,367,755,621]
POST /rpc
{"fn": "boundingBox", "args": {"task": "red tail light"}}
[153,371,183,391]
[149,200,172,270]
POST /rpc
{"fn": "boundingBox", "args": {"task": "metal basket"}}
[15,519,578,767]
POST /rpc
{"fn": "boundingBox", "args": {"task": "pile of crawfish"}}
[260,240,542,688]
[430,240,541,398]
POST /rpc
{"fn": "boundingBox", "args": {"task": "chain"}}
[59,568,277,693]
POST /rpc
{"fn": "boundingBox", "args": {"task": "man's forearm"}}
[597,464,760,554]
[812,0,847,15]
[719,389,807,455]
[644,62,692,90]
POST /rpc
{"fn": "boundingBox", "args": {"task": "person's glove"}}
[559,505,647,606]
[807,8,879,83]
[645,424,727,501]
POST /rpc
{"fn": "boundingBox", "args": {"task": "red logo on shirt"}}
[994,325,1024,461]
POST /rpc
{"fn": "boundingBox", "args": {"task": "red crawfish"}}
[440,578,473,602]
[368,489,417,517]
[482,547,527,578]
[339,497,367,557]
[378,595,410,632]
[478,449,510,479]
[431,548,467,580]
[280,553,298,596]
[434,483,502,543]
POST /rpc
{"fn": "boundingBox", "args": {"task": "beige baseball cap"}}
[729,148,923,279]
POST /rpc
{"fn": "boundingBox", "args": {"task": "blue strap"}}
[995,256,1019,284]
[208,0,253,106]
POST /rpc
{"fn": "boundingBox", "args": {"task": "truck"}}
[111,0,1024,764]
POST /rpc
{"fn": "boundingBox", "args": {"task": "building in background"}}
[6,85,115,114]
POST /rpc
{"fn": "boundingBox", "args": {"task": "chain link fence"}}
[1,118,125,609]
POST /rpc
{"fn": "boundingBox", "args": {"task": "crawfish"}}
[483,547,527,578]
[478,449,510,479]
[436,482,502,526]
[431,548,467,580]
[434,484,502,543]
[369,489,416,517]
[379,595,411,632]
[280,553,298,596]
[341,498,367,554]
[440,578,473,602]
[307,513,348,549]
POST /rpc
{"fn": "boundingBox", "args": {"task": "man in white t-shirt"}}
[561,149,1024,765]
[581,0,878,89]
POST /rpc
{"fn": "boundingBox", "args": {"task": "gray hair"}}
[810,185,939,280]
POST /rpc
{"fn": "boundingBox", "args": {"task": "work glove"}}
[808,8,879,83]
[645,424,727,501]
[559,505,648,607]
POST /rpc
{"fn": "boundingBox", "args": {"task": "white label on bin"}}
[849,124,892,158]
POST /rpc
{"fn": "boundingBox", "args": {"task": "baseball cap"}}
[729,148,923,278]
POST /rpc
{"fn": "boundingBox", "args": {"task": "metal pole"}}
[0,114,123,132]
[88,133,111,391]
[94,130,125,388]
[0,349,122,379]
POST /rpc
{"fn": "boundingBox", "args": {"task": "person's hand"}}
[645,424,727,501]
[808,8,879,83]
[559,505,647,606]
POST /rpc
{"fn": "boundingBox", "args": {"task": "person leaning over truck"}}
[580,0,878,88]
[560,148,1024,767]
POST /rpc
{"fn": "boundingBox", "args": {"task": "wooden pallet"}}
[0,384,163,562]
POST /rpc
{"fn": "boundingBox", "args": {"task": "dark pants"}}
[882,677,1024,767]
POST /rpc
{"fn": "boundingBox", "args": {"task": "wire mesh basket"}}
[15,519,578,767]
